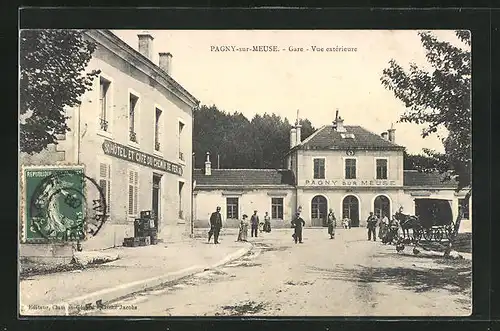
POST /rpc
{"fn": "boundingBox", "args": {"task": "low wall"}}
[19,243,74,265]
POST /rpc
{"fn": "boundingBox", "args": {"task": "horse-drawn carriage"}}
[393,198,456,243]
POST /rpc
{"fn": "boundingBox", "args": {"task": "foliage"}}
[193,105,316,169]
[381,30,471,191]
[20,29,100,154]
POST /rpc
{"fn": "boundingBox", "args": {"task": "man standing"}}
[291,212,306,244]
[366,211,378,241]
[327,209,336,239]
[250,210,259,237]
[209,206,223,244]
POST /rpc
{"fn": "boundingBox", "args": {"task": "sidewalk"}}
[19,233,251,316]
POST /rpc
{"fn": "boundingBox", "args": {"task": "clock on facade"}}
[346,150,355,156]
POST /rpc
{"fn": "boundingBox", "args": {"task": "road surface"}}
[86,228,471,316]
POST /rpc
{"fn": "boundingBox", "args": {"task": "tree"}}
[20,30,100,154]
[193,105,316,169]
[381,30,471,257]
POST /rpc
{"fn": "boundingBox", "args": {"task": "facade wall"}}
[193,188,296,228]
[297,149,404,188]
[20,32,196,252]
[298,188,403,227]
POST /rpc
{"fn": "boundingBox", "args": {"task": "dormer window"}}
[341,133,355,139]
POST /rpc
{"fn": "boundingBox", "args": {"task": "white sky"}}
[113,29,469,154]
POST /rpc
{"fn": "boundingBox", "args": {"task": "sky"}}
[113,29,469,154]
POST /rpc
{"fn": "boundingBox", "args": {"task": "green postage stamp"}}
[20,165,106,243]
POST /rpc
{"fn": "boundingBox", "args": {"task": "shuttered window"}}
[98,163,111,212]
[128,169,139,216]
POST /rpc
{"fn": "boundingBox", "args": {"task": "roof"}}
[403,170,458,188]
[290,125,405,152]
[193,169,295,187]
[86,30,199,108]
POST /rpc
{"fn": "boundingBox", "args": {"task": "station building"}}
[20,30,199,251]
[193,115,471,231]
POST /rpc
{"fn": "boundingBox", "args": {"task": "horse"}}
[393,212,421,239]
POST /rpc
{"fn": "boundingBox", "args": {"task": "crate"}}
[137,236,151,246]
[123,237,140,247]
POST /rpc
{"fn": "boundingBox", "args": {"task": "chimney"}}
[137,33,154,60]
[381,132,388,140]
[159,52,172,75]
[388,123,396,143]
[333,109,346,132]
[336,116,346,132]
[294,109,302,146]
[295,121,302,146]
[290,127,297,148]
[204,152,212,176]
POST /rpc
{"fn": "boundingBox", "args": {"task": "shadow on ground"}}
[307,261,471,295]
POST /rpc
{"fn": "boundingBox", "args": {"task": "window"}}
[155,108,162,151]
[271,198,284,219]
[226,197,239,219]
[99,78,110,131]
[98,163,111,212]
[178,181,184,219]
[313,158,325,179]
[459,198,470,219]
[128,169,139,216]
[376,159,388,180]
[345,158,357,179]
[178,121,185,161]
[311,195,327,220]
[129,94,138,143]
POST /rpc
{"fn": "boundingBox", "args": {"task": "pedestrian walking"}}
[291,212,305,244]
[263,212,271,233]
[327,209,336,239]
[366,212,378,241]
[208,206,223,244]
[250,210,259,237]
[237,214,249,242]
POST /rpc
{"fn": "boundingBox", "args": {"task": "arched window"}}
[342,195,360,227]
[311,195,327,220]
[374,195,390,218]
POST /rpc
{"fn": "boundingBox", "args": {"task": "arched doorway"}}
[374,195,391,219]
[311,195,328,227]
[342,195,360,227]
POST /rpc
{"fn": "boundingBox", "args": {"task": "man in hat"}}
[327,208,336,239]
[208,206,223,244]
[250,210,259,237]
[366,211,378,241]
[291,212,306,244]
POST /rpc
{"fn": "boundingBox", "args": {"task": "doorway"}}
[152,174,162,229]
[311,195,328,227]
[374,195,391,219]
[342,195,360,227]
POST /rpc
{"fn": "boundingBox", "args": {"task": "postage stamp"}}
[18,24,472,318]
[20,165,107,243]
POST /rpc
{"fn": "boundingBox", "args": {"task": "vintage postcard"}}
[18,29,472,317]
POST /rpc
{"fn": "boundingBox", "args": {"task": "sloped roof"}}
[403,170,458,188]
[193,169,295,187]
[295,125,405,151]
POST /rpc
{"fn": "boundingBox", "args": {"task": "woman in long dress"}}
[263,212,271,233]
[237,214,249,242]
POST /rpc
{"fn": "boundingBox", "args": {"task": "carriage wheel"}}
[434,228,444,242]
[423,229,433,241]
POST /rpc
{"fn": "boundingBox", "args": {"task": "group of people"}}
[366,210,402,244]
[207,207,273,244]
[207,205,405,246]
[237,210,272,242]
